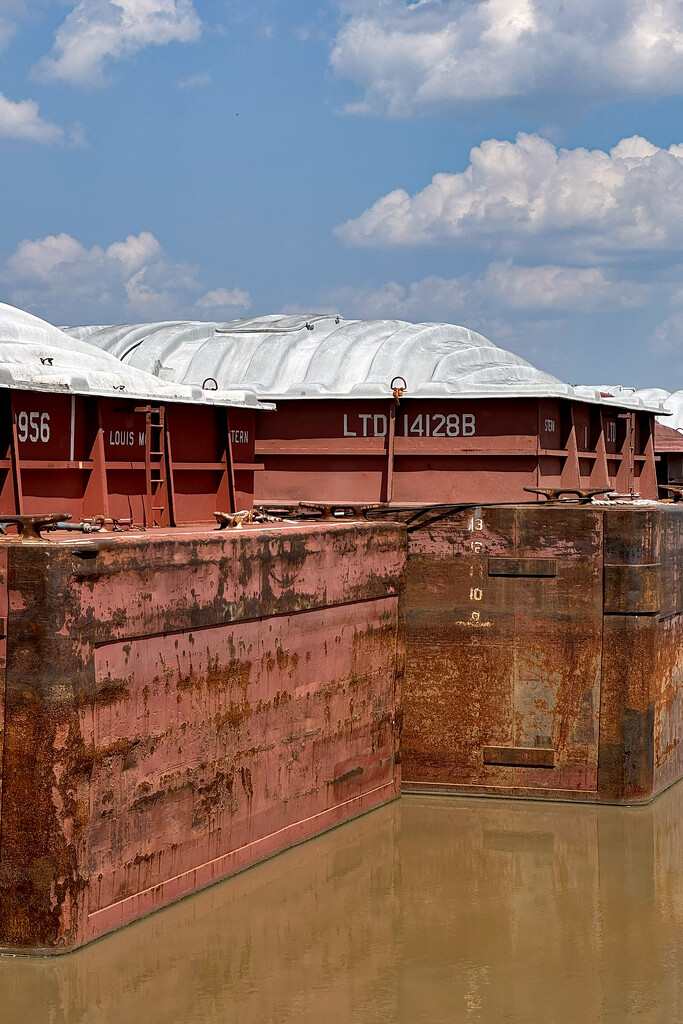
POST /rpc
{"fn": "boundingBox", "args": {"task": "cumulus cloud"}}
[2,231,251,323]
[651,311,683,354]
[319,277,468,322]
[195,287,251,312]
[480,261,648,311]
[35,0,202,87]
[331,0,683,116]
[105,230,162,272]
[0,91,66,144]
[321,261,646,323]
[335,133,683,263]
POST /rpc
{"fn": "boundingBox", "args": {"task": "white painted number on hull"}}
[16,411,50,443]
[403,413,475,437]
[468,511,485,608]
[342,412,476,437]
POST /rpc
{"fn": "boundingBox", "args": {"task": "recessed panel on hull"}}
[401,505,604,797]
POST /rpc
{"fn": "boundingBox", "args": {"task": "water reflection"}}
[2,785,683,1023]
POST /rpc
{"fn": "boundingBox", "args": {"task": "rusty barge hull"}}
[401,502,683,805]
[0,520,405,954]
[9,305,683,958]
[240,363,683,806]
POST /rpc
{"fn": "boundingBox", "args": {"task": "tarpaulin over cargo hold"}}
[65,314,667,413]
[596,385,683,430]
[640,388,683,431]
[0,303,269,409]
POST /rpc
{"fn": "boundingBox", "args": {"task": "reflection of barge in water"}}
[7,785,683,1023]
[0,305,404,954]
[78,313,683,807]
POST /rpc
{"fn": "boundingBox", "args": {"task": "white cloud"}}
[195,287,251,313]
[106,230,162,273]
[7,233,86,282]
[2,231,251,324]
[324,276,468,321]
[35,0,202,87]
[480,261,647,311]
[651,311,683,354]
[335,133,683,263]
[0,91,65,144]
[321,261,645,323]
[331,0,683,116]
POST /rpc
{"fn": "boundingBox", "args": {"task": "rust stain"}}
[0,521,404,953]
[89,682,131,708]
[329,766,364,786]
[214,701,252,731]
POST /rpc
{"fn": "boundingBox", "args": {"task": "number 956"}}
[16,411,50,443]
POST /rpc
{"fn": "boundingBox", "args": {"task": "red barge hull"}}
[1,305,681,954]
[402,503,683,804]
[0,520,405,953]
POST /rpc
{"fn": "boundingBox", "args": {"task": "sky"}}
[4,1,683,386]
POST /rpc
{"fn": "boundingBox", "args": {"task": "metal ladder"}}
[139,404,169,527]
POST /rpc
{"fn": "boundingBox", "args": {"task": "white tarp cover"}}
[65,313,666,413]
[596,385,682,429]
[0,303,267,408]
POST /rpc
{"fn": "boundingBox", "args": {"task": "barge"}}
[5,301,683,952]
[71,313,683,806]
[69,314,661,503]
[0,305,405,953]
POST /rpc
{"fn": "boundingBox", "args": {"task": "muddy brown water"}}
[2,788,683,1024]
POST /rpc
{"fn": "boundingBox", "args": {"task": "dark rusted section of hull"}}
[0,521,405,953]
[402,505,604,799]
[598,507,683,803]
[400,504,683,805]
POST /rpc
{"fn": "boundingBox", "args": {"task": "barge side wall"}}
[401,504,683,804]
[0,522,405,953]
[599,507,683,802]
[254,399,658,504]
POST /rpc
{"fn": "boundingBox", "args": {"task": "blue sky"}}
[4,1,683,387]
